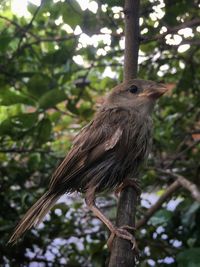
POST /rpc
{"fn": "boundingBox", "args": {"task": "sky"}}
[11,0,41,16]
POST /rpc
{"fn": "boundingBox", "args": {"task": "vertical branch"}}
[108,187,138,266]
[109,0,140,266]
[123,0,140,81]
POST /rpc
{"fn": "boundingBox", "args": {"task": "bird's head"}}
[106,79,167,114]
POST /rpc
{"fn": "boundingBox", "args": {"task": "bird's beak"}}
[148,84,168,99]
[139,84,168,99]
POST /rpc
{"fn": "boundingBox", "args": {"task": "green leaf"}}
[177,248,200,267]
[67,100,79,115]
[163,0,189,26]
[0,113,38,139]
[42,47,74,66]
[35,118,52,146]
[49,111,61,123]
[38,89,67,109]
[27,75,51,98]
[27,2,38,14]
[140,41,157,53]
[0,32,12,51]
[79,101,93,118]
[182,202,200,227]
[0,89,35,106]
[62,1,82,27]
[28,153,41,171]
[149,209,173,226]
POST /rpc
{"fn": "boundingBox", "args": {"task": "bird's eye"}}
[128,85,138,94]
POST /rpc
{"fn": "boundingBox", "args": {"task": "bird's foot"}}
[107,225,137,251]
[121,225,136,233]
[115,178,141,198]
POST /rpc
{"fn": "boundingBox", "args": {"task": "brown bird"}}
[9,79,167,245]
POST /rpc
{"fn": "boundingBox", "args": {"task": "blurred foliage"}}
[0,0,200,266]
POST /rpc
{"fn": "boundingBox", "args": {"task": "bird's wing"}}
[49,108,128,190]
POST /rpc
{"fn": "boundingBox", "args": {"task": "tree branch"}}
[0,15,37,39]
[165,140,200,169]
[17,1,42,50]
[123,0,140,81]
[108,0,140,266]
[136,170,200,230]
[160,170,200,203]
[0,15,22,30]
[136,180,180,229]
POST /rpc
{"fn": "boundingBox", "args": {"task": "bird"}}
[8,79,167,246]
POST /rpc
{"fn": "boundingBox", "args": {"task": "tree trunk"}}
[108,0,140,266]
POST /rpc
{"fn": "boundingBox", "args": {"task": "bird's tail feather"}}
[8,191,60,244]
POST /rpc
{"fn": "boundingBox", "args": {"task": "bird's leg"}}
[85,188,115,231]
[115,178,141,198]
[85,188,136,250]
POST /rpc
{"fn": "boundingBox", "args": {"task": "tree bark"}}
[123,0,140,81]
[108,0,140,266]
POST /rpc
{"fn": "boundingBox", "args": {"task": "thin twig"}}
[136,180,180,229]
[16,1,43,50]
[136,169,200,229]
[159,170,200,202]
[166,140,200,169]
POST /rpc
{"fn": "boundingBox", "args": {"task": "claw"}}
[107,225,137,251]
[120,225,136,233]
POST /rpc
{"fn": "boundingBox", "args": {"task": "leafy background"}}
[0,0,200,266]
